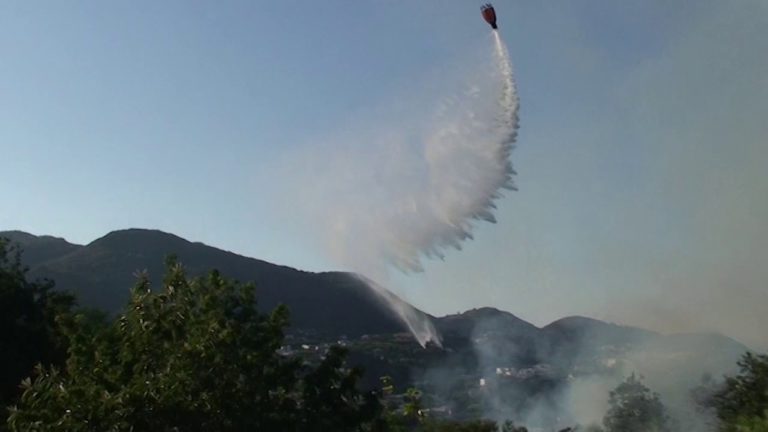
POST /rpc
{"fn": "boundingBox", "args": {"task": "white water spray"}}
[344,31,520,273]
[356,274,443,348]
[282,31,519,346]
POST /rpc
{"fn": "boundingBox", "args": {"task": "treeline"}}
[1,237,767,431]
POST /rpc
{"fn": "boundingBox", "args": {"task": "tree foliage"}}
[499,420,528,432]
[602,373,671,432]
[0,238,74,412]
[710,352,768,432]
[7,261,381,432]
[730,415,768,432]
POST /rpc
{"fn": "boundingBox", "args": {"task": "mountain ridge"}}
[1,228,424,338]
[0,229,749,353]
[1,228,751,419]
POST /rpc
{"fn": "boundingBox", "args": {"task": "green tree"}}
[500,420,528,432]
[731,415,768,432]
[0,238,74,412]
[710,352,768,432]
[602,373,671,432]
[376,380,499,432]
[7,261,380,432]
[404,387,424,418]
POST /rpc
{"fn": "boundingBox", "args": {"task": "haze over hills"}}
[1,228,750,380]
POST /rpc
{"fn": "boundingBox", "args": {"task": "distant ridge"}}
[1,229,426,338]
[1,229,750,369]
[1,230,82,267]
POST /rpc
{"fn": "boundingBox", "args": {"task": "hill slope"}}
[1,230,82,267]
[1,229,749,379]
[2,229,424,337]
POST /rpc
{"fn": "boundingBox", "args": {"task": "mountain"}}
[1,228,750,379]
[539,316,656,366]
[436,307,540,340]
[1,229,424,338]
[541,316,748,367]
[433,307,544,367]
[1,230,82,267]
[1,228,753,424]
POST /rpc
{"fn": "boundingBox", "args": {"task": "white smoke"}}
[275,31,519,345]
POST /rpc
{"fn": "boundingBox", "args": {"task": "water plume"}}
[323,32,518,273]
[281,31,519,345]
[355,275,443,348]
[389,31,519,272]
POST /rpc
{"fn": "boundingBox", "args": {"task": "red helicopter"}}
[480,3,498,29]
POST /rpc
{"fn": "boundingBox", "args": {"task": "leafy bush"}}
[7,261,381,432]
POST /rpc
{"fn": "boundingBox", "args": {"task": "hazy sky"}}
[2,1,766,348]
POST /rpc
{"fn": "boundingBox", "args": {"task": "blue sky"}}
[2,1,767,348]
